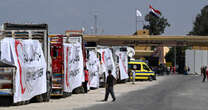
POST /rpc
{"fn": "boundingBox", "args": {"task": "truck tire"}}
[43,71,52,102]
[63,92,71,98]
[35,95,44,102]
[0,96,13,106]
[25,100,30,104]
[13,102,22,106]
[42,93,50,102]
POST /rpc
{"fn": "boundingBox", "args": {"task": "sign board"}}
[64,36,82,44]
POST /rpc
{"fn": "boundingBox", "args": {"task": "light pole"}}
[174,46,177,67]
[94,14,98,34]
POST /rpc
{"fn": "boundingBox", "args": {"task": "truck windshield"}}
[52,47,58,58]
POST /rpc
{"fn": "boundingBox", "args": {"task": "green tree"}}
[143,13,170,35]
[165,46,189,73]
[143,13,171,66]
[189,5,208,35]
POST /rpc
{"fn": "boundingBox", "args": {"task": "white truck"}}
[0,23,51,105]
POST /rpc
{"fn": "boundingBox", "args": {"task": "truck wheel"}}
[13,102,22,106]
[43,71,52,102]
[42,92,50,102]
[35,95,44,102]
[63,92,71,98]
[1,96,13,106]
[25,100,30,104]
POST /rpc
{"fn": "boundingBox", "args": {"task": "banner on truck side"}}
[86,51,100,88]
[115,51,129,80]
[64,42,84,92]
[98,48,116,79]
[1,38,47,103]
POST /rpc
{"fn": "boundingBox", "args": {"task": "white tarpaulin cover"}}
[86,51,100,88]
[1,39,12,63]
[1,38,47,103]
[97,49,107,76]
[64,43,84,92]
[115,51,129,80]
[98,48,116,78]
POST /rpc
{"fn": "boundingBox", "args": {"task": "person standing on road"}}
[103,70,116,102]
[167,66,170,75]
[202,66,206,82]
[173,66,176,74]
[132,65,137,84]
[206,66,208,81]
[201,66,203,76]
[184,66,188,75]
[83,67,89,93]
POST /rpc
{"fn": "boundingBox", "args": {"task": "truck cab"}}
[49,31,85,96]
[49,35,65,96]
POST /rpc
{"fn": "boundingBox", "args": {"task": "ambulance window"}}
[143,64,150,71]
[129,64,141,70]
[128,64,132,69]
[137,64,141,70]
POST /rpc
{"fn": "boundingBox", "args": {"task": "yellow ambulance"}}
[128,61,156,81]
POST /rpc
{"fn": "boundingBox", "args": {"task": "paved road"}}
[76,75,208,110]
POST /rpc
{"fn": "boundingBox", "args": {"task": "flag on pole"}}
[136,9,142,17]
[149,5,161,17]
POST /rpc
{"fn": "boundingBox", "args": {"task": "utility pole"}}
[136,9,138,32]
[94,14,98,34]
[174,46,177,67]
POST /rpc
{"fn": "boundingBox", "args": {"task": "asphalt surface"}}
[76,75,208,110]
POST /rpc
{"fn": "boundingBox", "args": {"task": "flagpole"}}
[135,8,138,33]
[146,0,151,26]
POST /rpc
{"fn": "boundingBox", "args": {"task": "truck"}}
[49,30,85,96]
[49,34,72,96]
[0,23,51,105]
[83,41,131,86]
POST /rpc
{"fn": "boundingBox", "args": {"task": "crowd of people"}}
[152,64,176,75]
[152,64,190,75]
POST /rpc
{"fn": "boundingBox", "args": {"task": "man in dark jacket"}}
[103,70,116,102]
[202,66,207,82]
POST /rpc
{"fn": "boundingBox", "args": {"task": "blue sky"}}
[0,0,207,35]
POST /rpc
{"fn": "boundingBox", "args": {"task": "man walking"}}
[103,70,116,102]
[202,66,206,82]
[206,66,208,81]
